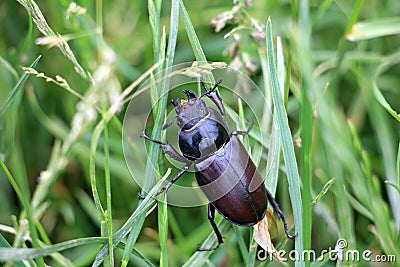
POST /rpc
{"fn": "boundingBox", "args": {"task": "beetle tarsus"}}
[155,165,190,196]
[137,192,146,200]
[231,118,254,136]
[196,204,224,252]
[196,243,221,252]
[137,165,190,200]
[283,221,296,240]
[266,189,296,240]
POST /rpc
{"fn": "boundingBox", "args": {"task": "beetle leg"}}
[200,78,226,119]
[196,204,224,251]
[139,164,191,199]
[141,131,165,144]
[230,118,253,136]
[162,116,177,130]
[141,131,189,163]
[266,189,296,240]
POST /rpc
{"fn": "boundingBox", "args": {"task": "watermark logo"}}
[257,238,397,263]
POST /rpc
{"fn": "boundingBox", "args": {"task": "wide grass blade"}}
[266,18,304,267]
[179,0,207,62]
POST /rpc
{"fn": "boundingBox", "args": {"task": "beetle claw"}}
[282,219,296,240]
[285,229,297,240]
[287,233,297,240]
[137,192,146,200]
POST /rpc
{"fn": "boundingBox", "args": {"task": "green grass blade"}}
[329,0,364,90]
[0,237,106,260]
[120,215,145,267]
[366,94,400,226]
[312,178,335,206]
[0,158,44,267]
[294,1,315,262]
[182,219,230,267]
[0,233,25,267]
[260,52,280,196]
[92,172,168,266]
[385,181,400,194]
[121,0,179,266]
[397,142,400,188]
[299,38,313,267]
[179,0,207,62]
[102,114,114,266]
[148,0,162,63]
[347,17,400,41]
[89,121,106,219]
[0,56,19,82]
[371,50,400,121]
[179,0,214,84]
[266,18,304,267]
[158,194,168,267]
[0,55,41,115]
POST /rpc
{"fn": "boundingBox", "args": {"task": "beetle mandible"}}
[141,78,295,251]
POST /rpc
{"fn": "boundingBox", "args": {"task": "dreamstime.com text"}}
[257,239,397,263]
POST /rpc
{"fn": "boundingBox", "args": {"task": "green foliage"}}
[0,0,399,266]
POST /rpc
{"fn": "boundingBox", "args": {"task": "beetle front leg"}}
[230,118,253,137]
[266,189,296,240]
[196,204,224,251]
[139,131,191,199]
[200,78,226,119]
[141,131,189,163]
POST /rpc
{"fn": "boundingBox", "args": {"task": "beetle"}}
[141,78,295,251]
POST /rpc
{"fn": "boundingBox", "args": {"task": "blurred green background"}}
[1,0,399,266]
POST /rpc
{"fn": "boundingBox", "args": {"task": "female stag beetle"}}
[141,78,295,251]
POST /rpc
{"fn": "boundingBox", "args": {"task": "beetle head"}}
[173,90,208,128]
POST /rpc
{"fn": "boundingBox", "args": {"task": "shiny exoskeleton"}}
[141,78,295,251]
